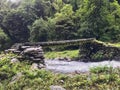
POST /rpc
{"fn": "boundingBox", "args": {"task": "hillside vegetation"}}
[0,53,120,90]
[0,0,120,89]
[0,0,120,50]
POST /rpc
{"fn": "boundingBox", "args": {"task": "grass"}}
[44,50,79,59]
[112,43,120,47]
[0,53,120,90]
[95,40,120,47]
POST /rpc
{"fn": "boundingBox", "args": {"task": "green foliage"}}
[90,66,112,74]
[29,18,49,42]
[2,9,35,43]
[45,50,79,59]
[55,18,77,40]
[47,18,56,41]
[54,4,74,20]
[76,0,120,42]
[32,0,52,17]
[113,42,120,47]
[51,0,65,12]
[0,53,120,89]
[79,40,120,61]
[0,28,11,50]
[0,0,120,50]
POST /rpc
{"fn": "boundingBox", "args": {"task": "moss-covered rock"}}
[79,40,120,62]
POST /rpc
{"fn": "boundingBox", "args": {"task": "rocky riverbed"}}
[45,60,120,74]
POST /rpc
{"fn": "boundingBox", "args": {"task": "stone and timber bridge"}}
[6,38,120,64]
[22,38,95,47]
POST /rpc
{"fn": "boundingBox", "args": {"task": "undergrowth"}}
[0,53,120,90]
[44,50,79,59]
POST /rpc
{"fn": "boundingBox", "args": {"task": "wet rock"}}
[59,80,64,84]
[58,57,65,61]
[64,57,71,62]
[11,58,20,64]
[38,63,45,69]
[50,85,66,90]
[74,70,81,74]
[55,57,71,62]
[30,63,45,70]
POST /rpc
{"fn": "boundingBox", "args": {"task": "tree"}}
[53,4,77,40]
[2,9,35,43]
[54,4,74,21]
[0,28,11,50]
[20,0,53,18]
[51,0,65,12]
[32,0,52,18]
[55,18,77,40]
[76,0,120,42]
[63,0,83,11]
[47,18,56,41]
[29,18,49,42]
[103,0,120,42]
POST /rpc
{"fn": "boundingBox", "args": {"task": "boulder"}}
[38,63,46,69]
[50,85,66,90]
[11,58,20,64]
[30,63,45,70]
[30,63,39,70]
[64,57,71,62]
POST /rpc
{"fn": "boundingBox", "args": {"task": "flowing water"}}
[45,60,120,74]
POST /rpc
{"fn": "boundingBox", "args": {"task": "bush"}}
[29,18,49,42]
[0,28,11,51]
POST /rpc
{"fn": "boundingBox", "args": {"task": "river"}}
[45,60,120,74]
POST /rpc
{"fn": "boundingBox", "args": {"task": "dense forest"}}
[0,0,120,50]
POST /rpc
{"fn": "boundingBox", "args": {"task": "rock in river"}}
[50,85,66,90]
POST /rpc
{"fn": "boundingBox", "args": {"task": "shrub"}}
[0,28,11,51]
